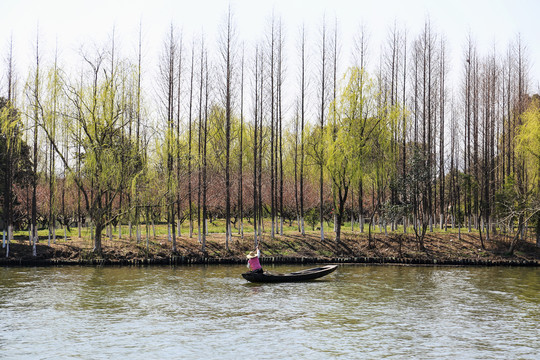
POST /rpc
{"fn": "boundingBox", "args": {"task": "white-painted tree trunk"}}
[254,225,258,247]
[5,226,11,257]
[32,232,37,257]
[480,217,484,231]
[486,217,490,242]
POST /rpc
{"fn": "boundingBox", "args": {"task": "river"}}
[1,265,539,359]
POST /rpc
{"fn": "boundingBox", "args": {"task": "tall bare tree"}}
[187,41,195,238]
[252,45,260,247]
[238,44,245,238]
[197,36,205,245]
[30,27,41,256]
[268,14,277,239]
[438,37,447,230]
[317,16,330,241]
[299,24,307,235]
[353,23,369,232]
[201,50,209,253]
[219,6,236,250]
[277,18,285,236]
[160,24,177,251]
[2,34,17,253]
[175,33,184,237]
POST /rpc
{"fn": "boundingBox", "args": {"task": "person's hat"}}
[246,250,258,259]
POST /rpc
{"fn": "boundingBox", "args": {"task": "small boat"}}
[242,264,338,283]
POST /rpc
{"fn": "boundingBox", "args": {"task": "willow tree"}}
[41,51,143,254]
[326,67,391,243]
[1,98,32,256]
[515,95,540,249]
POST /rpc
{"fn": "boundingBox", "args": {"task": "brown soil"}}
[2,229,539,264]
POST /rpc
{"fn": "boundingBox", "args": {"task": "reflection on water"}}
[1,265,539,359]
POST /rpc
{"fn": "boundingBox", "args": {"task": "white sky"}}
[1,0,539,102]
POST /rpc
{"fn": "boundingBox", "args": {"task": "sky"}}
[1,0,539,100]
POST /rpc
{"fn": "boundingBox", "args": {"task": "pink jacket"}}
[247,249,262,271]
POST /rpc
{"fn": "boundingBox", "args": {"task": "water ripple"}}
[1,265,539,359]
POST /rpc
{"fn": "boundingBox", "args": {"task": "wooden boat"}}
[242,264,338,283]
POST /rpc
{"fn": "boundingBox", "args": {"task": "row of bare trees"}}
[1,13,539,256]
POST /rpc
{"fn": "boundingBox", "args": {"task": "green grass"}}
[9,217,527,242]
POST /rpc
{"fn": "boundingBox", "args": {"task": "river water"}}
[1,265,539,359]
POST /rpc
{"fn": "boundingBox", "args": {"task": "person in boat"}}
[246,246,263,274]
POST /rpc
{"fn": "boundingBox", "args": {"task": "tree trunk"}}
[403,216,407,234]
[536,216,540,248]
[93,221,103,254]
[336,214,342,243]
[5,226,12,257]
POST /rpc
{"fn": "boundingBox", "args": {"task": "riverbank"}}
[1,229,539,266]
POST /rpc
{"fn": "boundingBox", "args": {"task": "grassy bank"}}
[1,220,539,265]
